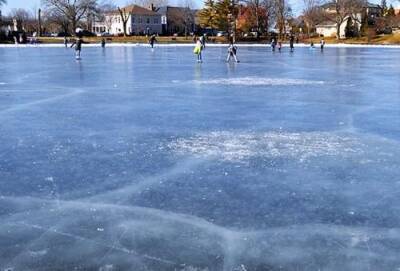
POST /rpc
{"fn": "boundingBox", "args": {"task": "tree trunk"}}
[72,19,77,36]
[123,22,127,37]
[336,22,341,40]
[38,9,42,37]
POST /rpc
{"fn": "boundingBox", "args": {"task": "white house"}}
[315,2,381,38]
[316,19,349,38]
[93,5,162,35]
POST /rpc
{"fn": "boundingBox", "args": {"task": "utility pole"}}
[38,8,42,37]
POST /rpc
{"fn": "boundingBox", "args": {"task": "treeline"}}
[197,0,292,38]
[197,0,400,40]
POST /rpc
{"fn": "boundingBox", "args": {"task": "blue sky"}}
[1,0,397,15]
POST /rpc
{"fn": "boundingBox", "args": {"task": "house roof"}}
[108,5,158,16]
[321,1,381,10]
[156,6,196,14]
[316,20,337,27]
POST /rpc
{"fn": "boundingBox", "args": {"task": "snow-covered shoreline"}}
[0,42,399,49]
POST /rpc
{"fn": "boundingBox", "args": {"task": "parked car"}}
[376,27,393,35]
[202,28,218,36]
[57,32,71,37]
[80,30,96,37]
[216,31,227,37]
[97,32,112,37]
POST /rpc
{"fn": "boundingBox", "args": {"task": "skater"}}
[289,35,294,52]
[149,34,157,48]
[194,38,203,63]
[271,38,276,52]
[200,34,206,50]
[320,38,325,51]
[64,36,68,48]
[278,41,282,52]
[70,37,83,60]
[101,38,106,48]
[226,41,239,63]
[310,41,315,49]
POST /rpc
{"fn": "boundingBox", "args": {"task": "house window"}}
[139,17,142,23]
[154,18,158,24]
[147,18,150,24]
[132,17,135,23]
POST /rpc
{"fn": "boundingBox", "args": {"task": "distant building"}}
[92,4,162,35]
[315,2,381,38]
[157,6,197,35]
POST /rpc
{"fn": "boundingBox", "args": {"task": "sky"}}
[0,0,398,15]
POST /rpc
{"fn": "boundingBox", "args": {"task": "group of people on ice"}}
[193,35,239,63]
[68,29,327,62]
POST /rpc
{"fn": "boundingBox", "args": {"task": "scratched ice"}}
[1,46,400,271]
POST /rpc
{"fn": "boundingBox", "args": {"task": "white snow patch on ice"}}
[192,77,325,87]
[1,43,400,49]
[168,131,364,163]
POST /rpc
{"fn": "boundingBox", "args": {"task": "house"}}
[157,6,197,35]
[92,4,162,35]
[316,2,381,38]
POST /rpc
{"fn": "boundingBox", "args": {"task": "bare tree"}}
[240,0,264,37]
[302,0,325,36]
[9,8,33,31]
[97,0,116,32]
[261,0,274,36]
[177,0,196,37]
[272,0,291,38]
[41,0,98,34]
[132,0,169,9]
[43,7,71,33]
[0,0,6,7]
[328,0,366,39]
[117,6,131,36]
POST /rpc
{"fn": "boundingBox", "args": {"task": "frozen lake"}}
[1,45,400,271]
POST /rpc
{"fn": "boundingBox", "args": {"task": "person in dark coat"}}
[70,38,83,60]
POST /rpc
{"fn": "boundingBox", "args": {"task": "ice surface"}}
[188,77,325,86]
[1,46,400,270]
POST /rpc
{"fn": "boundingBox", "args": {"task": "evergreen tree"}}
[215,0,231,32]
[381,0,387,16]
[345,17,355,38]
[387,4,395,17]
[197,0,219,30]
